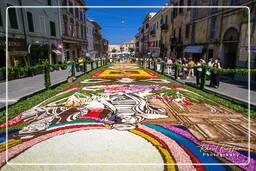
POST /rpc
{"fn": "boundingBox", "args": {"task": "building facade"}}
[0,0,62,67]
[148,11,162,58]
[101,38,109,57]
[142,12,156,57]
[120,39,135,54]
[170,0,192,59]
[86,18,95,58]
[60,0,87,61]
[190,0,255,81]
[92,20,102,58]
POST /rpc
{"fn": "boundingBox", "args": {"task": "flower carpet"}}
[90,69,159,77]
[1,62,256,170]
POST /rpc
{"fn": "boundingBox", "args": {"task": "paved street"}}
[1,62,255,170]
[0,63,96,109]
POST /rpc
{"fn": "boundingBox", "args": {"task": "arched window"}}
[223,28,239,42]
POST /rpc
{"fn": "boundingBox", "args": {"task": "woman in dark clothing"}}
[210,59,221,88]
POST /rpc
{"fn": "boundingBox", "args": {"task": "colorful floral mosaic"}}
[1,63,255,170]
[91,69,159,77]
[1,84,256,170]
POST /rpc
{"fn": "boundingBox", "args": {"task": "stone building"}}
[190,0,256,81]
[148,11,162,58]
[60,0,87,61]
[170,0,192,59]
[141,12,156,57]
[91,20,102,58]
[120,39,135,54]
[86,18,95,59]
[101,38,109,57]
[0,0,62,67]
[134,33,140,57]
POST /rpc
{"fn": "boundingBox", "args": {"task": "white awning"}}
[52,50,62,55]
[184,45,204,53]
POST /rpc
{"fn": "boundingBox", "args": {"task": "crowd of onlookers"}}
[144,57,222,88]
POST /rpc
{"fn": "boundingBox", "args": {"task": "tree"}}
[128,48,134,53]
[111,48,117,53]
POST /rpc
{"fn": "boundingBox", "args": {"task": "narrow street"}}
[1,62,255,170]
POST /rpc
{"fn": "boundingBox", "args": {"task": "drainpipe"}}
[18,0,30,66]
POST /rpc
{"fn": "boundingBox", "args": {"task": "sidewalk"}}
[0,63,94,109]
[147,65,256,107]
[167,73,256,107]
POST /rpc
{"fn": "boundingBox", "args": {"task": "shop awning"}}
[52,50,62,55]
[184,45,204,53]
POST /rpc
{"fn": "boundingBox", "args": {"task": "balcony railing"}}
[161,24,169,31]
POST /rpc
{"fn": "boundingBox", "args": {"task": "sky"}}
[84,0,170,45]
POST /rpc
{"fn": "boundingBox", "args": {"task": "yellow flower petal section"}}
[130,129,176,171]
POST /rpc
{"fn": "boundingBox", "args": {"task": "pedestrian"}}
[188,58,195,77]
[66,59,72,73]
[156,58,161,72]
[167,57,173,75]
[78,57,84,72]
[182,57,189,79]
[210,58,221,88]
[206,58,213,81]
[196,59,205,86]
[74,58,80,72]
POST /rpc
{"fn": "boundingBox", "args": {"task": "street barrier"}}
[136,58,256,89]
[0,59,109,90]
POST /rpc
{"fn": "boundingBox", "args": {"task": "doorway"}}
[223,43,238,69]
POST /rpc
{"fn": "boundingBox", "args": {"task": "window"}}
[192,1,197,18]
[63,18,68,35]
[81,25,83,38]
[179,0,184,14]
[165,15,168,24]
[211,0,218,12]
[69,2,73,14]
[7,4,18,29]
[191,23,196,43]
[27,12,34,32]
[188,0,191,6]
[39,16,46,34]
[48,0,51,6]
[209,16,217,39]
[230,0,239,5]
[185,24,190,38]
[80,11,83,20]
[76,22,79,38]
[75,8,79,18]
[192,9,197,18]
[50,21,56,36]
[0,10,3,26]
[62,0,67,6]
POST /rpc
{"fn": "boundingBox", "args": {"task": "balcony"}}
[161,24,169,31]
[150,30,156,37]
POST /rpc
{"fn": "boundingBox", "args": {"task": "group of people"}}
[66,57,87,73]
[144,57,222,89]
